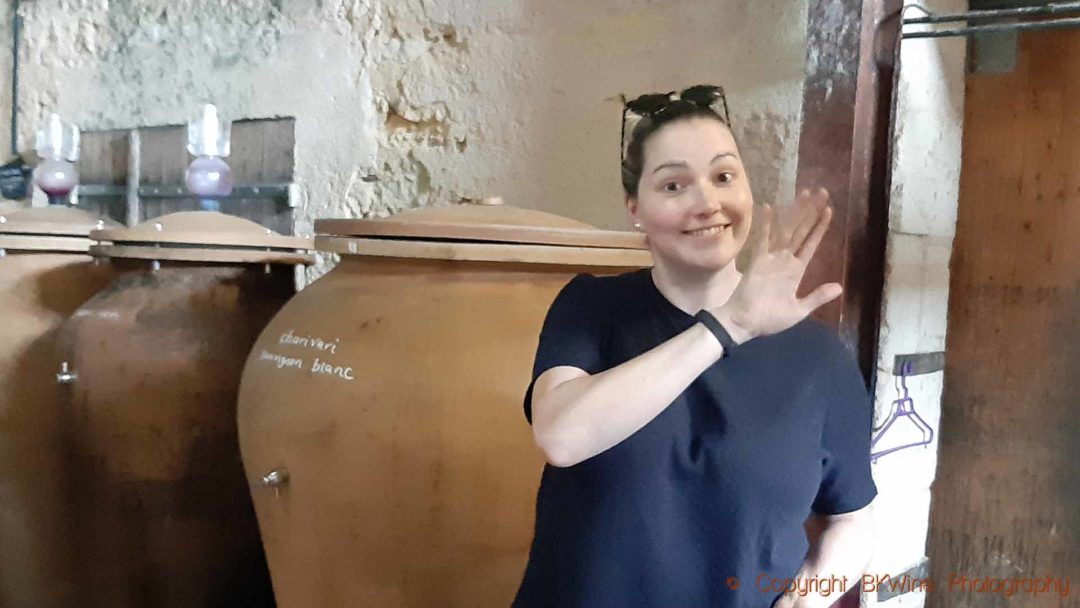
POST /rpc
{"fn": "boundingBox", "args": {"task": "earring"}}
[633,221,642,230]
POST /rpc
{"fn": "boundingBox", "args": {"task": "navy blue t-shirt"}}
[513,269,877,608]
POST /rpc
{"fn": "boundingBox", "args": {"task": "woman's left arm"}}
[773,503,875,608]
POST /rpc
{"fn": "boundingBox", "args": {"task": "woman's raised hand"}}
[712,188,843,344]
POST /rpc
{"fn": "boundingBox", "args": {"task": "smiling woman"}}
[513,86,878,608]
[627,117,751,280]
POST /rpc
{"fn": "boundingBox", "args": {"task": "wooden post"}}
[796,0,902,383]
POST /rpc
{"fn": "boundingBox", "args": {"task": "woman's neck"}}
[650,260,742,315]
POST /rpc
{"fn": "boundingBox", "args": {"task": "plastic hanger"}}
[870,361,935,463]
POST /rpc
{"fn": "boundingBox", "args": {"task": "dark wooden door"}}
[927,27,1080,608]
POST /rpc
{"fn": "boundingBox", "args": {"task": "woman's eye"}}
[715,172,734,184]
[662,182,683,193]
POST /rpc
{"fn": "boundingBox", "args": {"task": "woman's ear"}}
[625,196,640,229]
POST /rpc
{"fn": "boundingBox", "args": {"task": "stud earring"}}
[633,221,642,230]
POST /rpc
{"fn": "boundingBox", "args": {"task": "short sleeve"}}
[811,333,879,515]
[522,274,607,424]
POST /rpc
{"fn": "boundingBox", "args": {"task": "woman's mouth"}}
[683,223,731,237]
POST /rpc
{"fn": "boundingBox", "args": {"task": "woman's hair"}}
[620,106,733,198]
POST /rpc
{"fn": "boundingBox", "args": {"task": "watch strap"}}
[694,309,737,356]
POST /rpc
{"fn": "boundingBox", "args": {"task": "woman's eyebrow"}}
[651,161,689,175]
[651,153,739,175]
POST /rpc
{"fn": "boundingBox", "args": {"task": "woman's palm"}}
[724,188,843,339]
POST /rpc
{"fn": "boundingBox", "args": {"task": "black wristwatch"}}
[694,309,738,356]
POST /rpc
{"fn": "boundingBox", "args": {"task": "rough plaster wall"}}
[8,0,808,276]
[868,2,967,606]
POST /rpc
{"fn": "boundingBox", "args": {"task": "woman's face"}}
[627,117,754,275]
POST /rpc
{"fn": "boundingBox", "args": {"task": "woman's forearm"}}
[774,507,875,608]
[531,321,727,467]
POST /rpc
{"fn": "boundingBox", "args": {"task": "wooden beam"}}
[796,0,901,384]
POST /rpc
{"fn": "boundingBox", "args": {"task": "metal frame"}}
[902,1,1080,39]
[905,16,1080,38]
[125,130,140,226]
[64,120,300,238]
[10,0,22,156]
[79,183,298,213]
[905,1,1080,24]
[80,184,293,200]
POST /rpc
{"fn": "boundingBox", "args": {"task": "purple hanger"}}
[870,361,935,464]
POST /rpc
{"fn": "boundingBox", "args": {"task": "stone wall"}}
[867,2,967,606]
[6,0,809,244]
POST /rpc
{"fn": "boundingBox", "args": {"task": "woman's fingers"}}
[765,188,829,254]
[787,189,828,252]
[798,282,844,313]
[771,201,796,252]
[794,204,833,262]
[756,203,774,257]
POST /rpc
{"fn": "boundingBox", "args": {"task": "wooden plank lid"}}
[0,206,122,252]
[314,198,651,267]
[0,206,120,237]
[316,197,647,249]
[91,211,314,265]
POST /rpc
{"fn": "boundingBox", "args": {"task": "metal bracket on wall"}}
[892,351,945,376]
[78,183,294,201]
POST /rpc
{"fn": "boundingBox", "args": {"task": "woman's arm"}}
[772,503,876,608]
[532,189,841,467]
[531,310,743,467]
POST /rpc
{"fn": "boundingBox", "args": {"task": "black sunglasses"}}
[620,85,731,162]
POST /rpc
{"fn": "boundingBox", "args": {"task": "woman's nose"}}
[691,184,725,215]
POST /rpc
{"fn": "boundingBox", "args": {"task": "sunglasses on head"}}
[620,85,731,162]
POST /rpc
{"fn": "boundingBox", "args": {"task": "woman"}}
[513,86,878,608]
